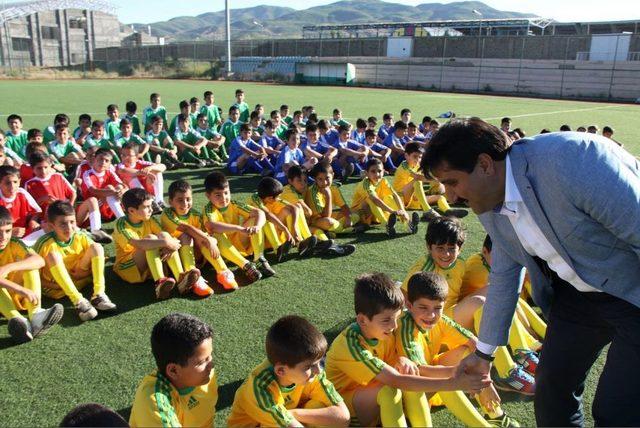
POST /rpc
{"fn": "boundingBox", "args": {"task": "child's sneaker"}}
[176,268,201,295]
[155,277,176,300]
[242,262,262,283]
[90,229,113,244]
[327,243,356,257]
[513,349,539,376]
[7,317,33,343]
[386,212,397,237]
[275,240,291,263]
[484,413,521,427]
[76,298,98,322]
[193,277,214,297]
[30,304,64,337]
[257,256,276,277]
[352,223,370,234]
[421,208,441,222]
[408,211,420,234]
[216,269,238,290]
[494,366,536,396]
[444,208,469,218]
[90,293,117,311]
[297,236,317,258]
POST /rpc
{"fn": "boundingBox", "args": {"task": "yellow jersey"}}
[0,238,34,283]
[460,253,490,298]
[281,184,306,205]
[228,359,343,427]
[392,160,420,193]
[325,323,397,397]
[395,310,473,366]
[202,200,253,226]
[351,177,396,210]
[305,184,347,217]
[129,369,218,428]
[402,254,466,311]
[34,231,93,283]
[112,216,162,269]
[160,207,203,239]
[247,193,289,216]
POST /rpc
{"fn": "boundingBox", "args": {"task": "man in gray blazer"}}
[421,117,640,426]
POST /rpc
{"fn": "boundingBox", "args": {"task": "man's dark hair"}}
[125,101,137,114]
[287,164,305,181]
[603,126,614,134]
[404,141,423,155]
[394,121,408,131]
[177,113,189,124]
[425,216,465,247]
[25,141,47,158]
[0,206,13,227]
[122,188,152,210]
[367,116,377,125]
[106,104,118,113]
[151,313,213,376]
[78,113,91,123]
[400,108,411,116]
[421,115,432,124]
[407,271,449,303]
[305,123,318,134]
[91,120,104,129]
[27,128,43,140]
[284,128,298,142]
[559,124,571,132]
[150,92,160,101]
[365,129,376,139]
[0,165,19,181]
[310,160,333,178]
[239,123,251,133]
[47,200,75,222]
[203,90,213,98]
[228,105,239,114]
[178,100,189,110]
[317,119,329,131]
[257,177,283,199]
[204,171,228,192]
[250,110,260,121]
[7,114,22,123]
[54,113,70,125]
[190,97,199,105]
[280,104,289,111]
[29,151,50,167]
[354,272,404,319]
[118,118,131,128]
[337,124,350,134]
[168,179,192,200]
[266,315,327,366]
[365,158,383,171]
[59,403,128,427]
[94,148,112,159]
[421,117,510,175]
[382,113,393,121]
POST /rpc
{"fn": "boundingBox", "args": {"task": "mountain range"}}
[127,0,536,40]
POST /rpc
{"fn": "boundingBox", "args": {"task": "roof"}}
[0,0,116,24]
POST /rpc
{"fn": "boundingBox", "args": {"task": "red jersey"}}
[81,168,123,199]
[75,160,91,180]
[19,163,34,187]
[0,188,42,230]
[116,160,153,186]
[24,173,75,213]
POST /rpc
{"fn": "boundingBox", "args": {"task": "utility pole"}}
[225,0,232,76]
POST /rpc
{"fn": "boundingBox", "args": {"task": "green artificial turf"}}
[0,79,638,426]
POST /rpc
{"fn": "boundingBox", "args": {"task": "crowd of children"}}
[3,88,619,427]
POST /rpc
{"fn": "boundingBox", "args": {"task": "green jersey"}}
[283,115,293,125]
[82,134,111,151]
[4,130,28,160]
[219,120,240,149]
[189,112,199,130]
[233,101,249,123]
[195,127,220,141]
[173,128,203,145]
[48,139,81,160]
[43,125,56,144]
[146,130,173,149]
[105,118,121,141]
[112,133,146,149]
[275,123,289,140]
[200,104,222,132]
[124,114,142,135]
[142,105,168,130]
[330,118,350,127]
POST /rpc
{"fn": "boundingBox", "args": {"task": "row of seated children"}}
[124,270,519,428]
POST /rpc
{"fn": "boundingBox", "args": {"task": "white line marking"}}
[483,105,620,121]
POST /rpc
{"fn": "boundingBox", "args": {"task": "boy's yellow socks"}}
[377,385,407,427]
[0,288,22,319]
[437,196,451,213]
[413,180,433,211]
[179,246,197,271]
[145,249,165,281]
[216,234,250,268]
[403,391,432,427]
[50,263,83,305]
[200,247,229,272]
[439,391,492,427]
[166,251,184,278]
[91,256,106,298]
[23,269,42,317]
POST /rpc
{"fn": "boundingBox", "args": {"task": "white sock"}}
[130,177,143,189]
[22,229,46,247]
[153,173,164,204]
[107,196,125,218]
[89,208,102,232]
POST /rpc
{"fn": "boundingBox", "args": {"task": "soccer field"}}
[1,79,639,426]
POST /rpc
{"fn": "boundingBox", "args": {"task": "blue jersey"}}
[336,138,364,152]
[319,130,339,150]
[302,140,328,155]
[378,124,392,140]
[383,132,405,149]
[275,146,304,179]
[259,134,283,150]
[228,136,252,164]
[351,130,366,145]
[367,142,389,155]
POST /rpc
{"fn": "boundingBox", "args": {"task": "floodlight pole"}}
[225,0,232,76]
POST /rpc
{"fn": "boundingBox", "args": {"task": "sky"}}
[111,0,638,24]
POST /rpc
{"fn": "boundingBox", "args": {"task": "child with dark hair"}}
[273,128,316,184]
[112,118,149,161]
[116,143,166,213]
[43,113,70,144]
[220,105,241,152]
[383,120,408,168]
[80,148,126,221]
[104,104,121,141]
[172,113,211,168]
[130,313,217,427]
[0,206,63,343]
[326,272,490,427]
[60,403,128,427]
[142,93,168,132]
[0,165,43,245]
[124,100,141,135]
[34,200,115,322]
[5,114,28,163]
[229,315,350,426]
[227,123,275,176]
[233,88,250,123]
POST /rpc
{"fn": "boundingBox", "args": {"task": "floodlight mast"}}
[225,0,232,76]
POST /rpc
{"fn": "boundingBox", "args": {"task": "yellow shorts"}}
[113,257,149,284]
[42,276,92,300]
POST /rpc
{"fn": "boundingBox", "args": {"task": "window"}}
[41,26,60,40]
[69,18,86,29]
[11,38,31,52]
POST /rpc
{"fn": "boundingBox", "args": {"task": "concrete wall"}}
[319,56,640,101]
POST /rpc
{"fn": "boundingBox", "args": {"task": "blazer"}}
[478,132,640,345]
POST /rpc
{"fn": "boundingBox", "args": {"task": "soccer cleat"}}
[421,209,441,222]
[90,293,117,311]
[314,239,334,254]
[216,270,238,290]
[258,256,276,277]
[327,243,356,257]
[193,277,214,297]
[275,240,292,263]
[386,212,397,237]
[352,223,370,234]
[75,298,98,322]
[242,262,262,283]
[409,212,420,234]
[173,161,186,169]
[196,159,208,168]
[176,268,201,295]
[8,317,33,344]
[151,201,163,215]
[90,229,113,244]
[154,277,176,300]
[30,304,64,337]
[513,349,539,377]
[494,366,536,396]
[444,208,469,218]
[297,236,317,258]
[484,413,521,427]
